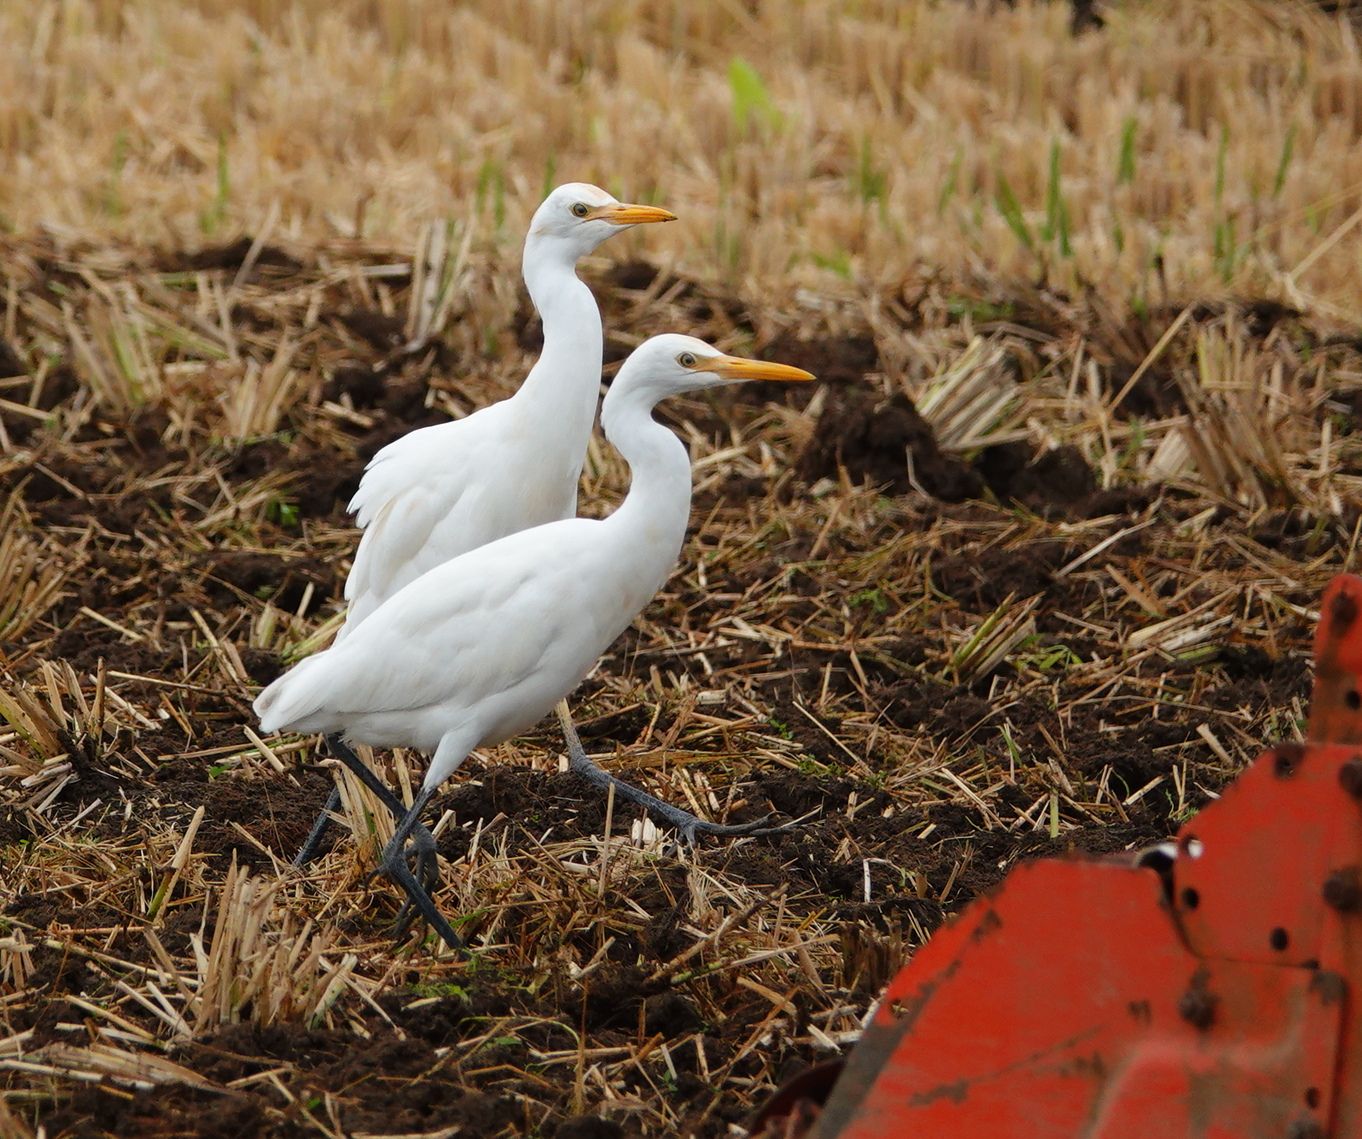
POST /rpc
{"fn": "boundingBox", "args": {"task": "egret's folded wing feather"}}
[348,422,449,526]
[347,406,509,529]
[305,522,603,720]
[344,405,544,616]
[344,484,452,605]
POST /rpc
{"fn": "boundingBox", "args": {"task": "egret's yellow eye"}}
[570,203,590,218]
[678,352,697,368]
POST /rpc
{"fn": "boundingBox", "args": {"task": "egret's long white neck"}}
[599,380,694,573]
[514,242,603,434]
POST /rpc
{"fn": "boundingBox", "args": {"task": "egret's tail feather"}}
[253,654,331,735]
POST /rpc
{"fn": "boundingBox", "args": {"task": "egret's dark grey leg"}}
[292,734,439,896]
[375,784,465,952]
[557,702,795,844]
[292,785,342,867]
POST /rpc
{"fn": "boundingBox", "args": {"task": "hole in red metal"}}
[1274,753,1296,778]
[1305,1087,1321,1109]
[1181,887,1200,910]
[1348,689,1361,711]
[1270,927,1290,951]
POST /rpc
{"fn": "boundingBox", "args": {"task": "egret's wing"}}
[342,414,493,611]
[326,522,604,716]
[257,516,650,743]
[342,403,589,627]
[348,419,471,529]
[344,483,457,606]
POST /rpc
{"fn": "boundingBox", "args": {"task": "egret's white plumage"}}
[338,183,675,636]
[259,512,661,761]
[287,183,672,876]
[256,335,814,947]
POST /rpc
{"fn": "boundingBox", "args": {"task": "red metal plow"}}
[754,573,1362,1139]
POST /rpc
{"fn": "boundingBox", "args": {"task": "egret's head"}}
[613,334,816,402]
[527,182,676,262]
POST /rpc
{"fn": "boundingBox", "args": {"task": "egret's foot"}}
[668,807,799,846]
[555,701,796,844]
[380,828,443,940]
[375,827,464,952]
[295,784,443,876]
[292,735,444,899]
[363,821,440,887]
[567,747,796,846]
[366,785,465,953]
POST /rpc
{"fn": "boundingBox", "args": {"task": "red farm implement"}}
[754,573,1362,1139]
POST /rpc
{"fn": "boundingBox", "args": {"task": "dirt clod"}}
[799,386,982,501]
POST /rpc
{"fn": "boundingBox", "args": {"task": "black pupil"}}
[573,205,587,216]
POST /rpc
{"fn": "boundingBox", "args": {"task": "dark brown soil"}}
[798,386,983,502]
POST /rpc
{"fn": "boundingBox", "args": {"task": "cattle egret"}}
[255,335,814,949]
[296,183,676,871]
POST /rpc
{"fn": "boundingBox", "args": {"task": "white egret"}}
[256,335,815,949]
[296,184,676,870]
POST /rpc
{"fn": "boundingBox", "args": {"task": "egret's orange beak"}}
[703,355,816,383]
[594,202,678,226]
